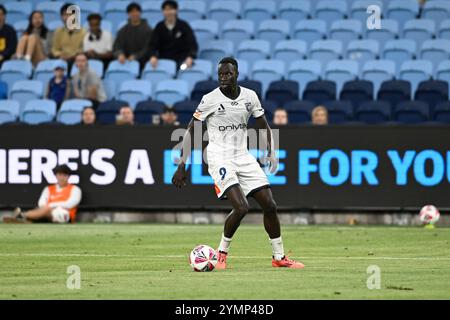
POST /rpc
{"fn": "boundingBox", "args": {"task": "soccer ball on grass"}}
[189,245,218,272]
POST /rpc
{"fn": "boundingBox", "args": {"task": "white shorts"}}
[51,207,70,223]
[208,152,270,199]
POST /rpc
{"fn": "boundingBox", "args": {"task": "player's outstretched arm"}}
[255,115,278,174]
[172,117,198,188]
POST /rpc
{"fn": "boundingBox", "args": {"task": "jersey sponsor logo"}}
[217,104,226,115]
[218,123,247,131]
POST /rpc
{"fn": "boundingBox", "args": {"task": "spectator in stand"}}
[51,3,86,67]
[14,11,50,67]
[46,62,70,108]
[83,13,113,68]
[0,5,17,67]
[72,52,106,108]
[113,2,152,68]
[273,108,288,125]
[81,106,96,125]
[116,106,135,125]
[311,106,328,125]
[160,106,179,125]
[148,0,198,69]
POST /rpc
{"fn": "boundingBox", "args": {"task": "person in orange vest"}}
[3,164,82,223]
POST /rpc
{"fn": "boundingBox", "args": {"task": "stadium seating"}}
[199,40,234,64]
[394,101,430,124]
[439,19,450,39]
[422,1,450,26]
[340,80,374,106]
[378,80,411,107]
[323,100,354,124]
[257,20,290,48]
[243,0,277,25]
[324,60,359,95]
[382,40,417,75]
[191,80,219,101]
[361,60,396,95]
[350,0,383,22]
[309,40,343,66]
[399,60,434,97]
[303,80,336,104]
[142,1,164,28]
[366,19,399,47]
[386,0,420,28]
[287,60,322,98]
[134,100,166,125]
[191,20,219,43]
[0,81,7,100]
[57,99,93,125]
[177,59,213,91]
[265,80,299,107]
[414,80,449,111]
[36,1,64,22]
[356,100,392,124]
[178,0,206,21]
[251,60,285,96]
[273,40,307,66]
[208,1,241,25]
[293,20,327,45]
[154,80,189,106]
[433,101,450,123]
[278,0,311,26]
[284,100,315,124]
[403,19,436,49]
[13,20,28,38]
[117,80,153,109]
[10,80,44,113]
[5,1,32,25]
[238,80,262,99]
[0,60,33,95]
[34,59,68,86]
[237,40,271,67]
[0,100,20,124]
[314,0,347,25]
[329,20,363,48]
[420,40,450,70]
[173,100,198,124]
[436,61,450,97]
[105,60,140,90]
[96,100,128,124]
[142,59,177,84]
[20,99,57,125]
[346,40,380,69]
[104,1,129,31]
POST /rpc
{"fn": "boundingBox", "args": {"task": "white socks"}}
[24,55,31,61]
[270,237,285,261]
[218,233,232,253]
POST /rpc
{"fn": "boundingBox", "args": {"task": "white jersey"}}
[193,86,264,160]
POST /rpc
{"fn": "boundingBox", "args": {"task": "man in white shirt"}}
[3,165,82,224]
[83,13,113,67]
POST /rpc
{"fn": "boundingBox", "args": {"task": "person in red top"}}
[3,165,82,223]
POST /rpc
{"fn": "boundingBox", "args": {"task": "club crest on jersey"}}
[245,102,251,112]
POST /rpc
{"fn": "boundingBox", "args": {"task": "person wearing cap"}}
[45,61,70,108]
[3,164,82,224]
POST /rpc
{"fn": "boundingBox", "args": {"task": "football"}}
[189,245,218,272]
[419,205,440,225]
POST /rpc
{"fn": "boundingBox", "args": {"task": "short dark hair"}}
[60,3,75,16]
[127,2,142,13]
[87,13,102,22]
[219,57,238,70]
[161,0,178,10]
[0,5,7,15]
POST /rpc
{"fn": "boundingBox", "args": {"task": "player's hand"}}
[172,165,187,188]
[266,151,279,175]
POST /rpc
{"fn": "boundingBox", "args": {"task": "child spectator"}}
[46,62,70,107]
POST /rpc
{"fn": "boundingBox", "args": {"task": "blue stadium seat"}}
[436,60,450,98]
[287,60,322,98]
[191,20,219,43]
[34,59,68,86]
[208,1,241,25]
[386,0,419,28]
[433,101,450,123]
[10,80,44,113]
[324,60,359,95]
[105,60,140,89]
[278,0,311,26]
[142,59,177,84]
[366,19,399,47]
[134,100,166,124]
[361,60,396,95]
[350,0,383,22]
[257,20,290,48]
[47,20,64,32]
[238,80,263,99]
[73,1,101,24]
[420,40,450,70]
[0,60,32,95]
[96,100,129,125]
[243,0,276,25]
[309,40,343,66]
[303,80,336,104]
[251,60,285,97]
[422,1,450,26]
[356,100,391,124]
[191,80,220,101]
[236,40,270,68]
[70,59,104,78]
[340,80,374,106]
[0,81,7,99]
[315,0,347,25]
[293,20,327,45]
[117,80,153,109]
[399,60,434,97]
[0,100,20,124]
[346,40,379,69]
[177,59,213,91]
[102,79,117,100]
[329,20,363,48]
[265,80,299,106]
[414,80,449,111]
[36,1,64,23]
[4,1,32,25]
[221,20,255,48]
[323,100,354,124]
[154,80,189,106]
[104,1,130,31]
[178,0,206,21]
[382,40,417,75]
[284,100,315,124]
[439,19,450,39]
[377,80,411,107]
[173,100,198,124]
[142,1,163,28]
[57,99,93,125]
[403,19,436,50]
[273,40,307,66]
[394,101,430,124]
[20,99,57,125]
[199,40,234,65]
[13,20,28,38]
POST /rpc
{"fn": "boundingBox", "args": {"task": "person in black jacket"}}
[148,0,198,69]
[0,5,18,67]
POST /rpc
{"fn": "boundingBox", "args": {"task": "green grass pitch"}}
[0,223,449,299]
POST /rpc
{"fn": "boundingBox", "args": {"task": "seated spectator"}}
[116,106,135,125]
[0,5,18,67]
[3,164,82,224]
[14,11,50,67]
[149,0,198,69]
[51,3,86,66]
[83,13,113,68]
[72,52,107,108]
[46,62,70,107]
[312,105,328,125]
[273,108,288,125]
[81,106,96,125]
[113,2,152,67]
[160,106,179,125]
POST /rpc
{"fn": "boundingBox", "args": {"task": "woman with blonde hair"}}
[311,105,329,125]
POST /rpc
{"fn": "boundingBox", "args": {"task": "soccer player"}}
[172,57,304,269]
